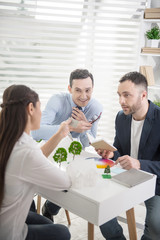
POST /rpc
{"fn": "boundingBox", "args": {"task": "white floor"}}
[35,196,146,240]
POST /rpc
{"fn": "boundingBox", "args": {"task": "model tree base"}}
[102,174,112,179]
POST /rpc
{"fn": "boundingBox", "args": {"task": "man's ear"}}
[142,90,147,100]
[27,102,34,116]
[68,85,72,93]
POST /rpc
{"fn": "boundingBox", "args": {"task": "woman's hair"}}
[0,85,39,207]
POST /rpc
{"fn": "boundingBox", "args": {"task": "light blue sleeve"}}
[31,95,61,141]
[31,125,59,141]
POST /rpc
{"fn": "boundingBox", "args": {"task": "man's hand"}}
[116,155,140,170]
[96,149,114,159]
[71,107,88,122]
[69,120,92,133]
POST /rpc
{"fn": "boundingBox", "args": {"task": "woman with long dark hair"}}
[0,85,72,240]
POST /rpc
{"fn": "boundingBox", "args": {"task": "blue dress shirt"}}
[32,92,103,147]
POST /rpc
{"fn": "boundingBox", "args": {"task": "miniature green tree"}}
[53,148,67,167]
[103,165,111,179]
[68,141,82,160]
[104,165,111,174]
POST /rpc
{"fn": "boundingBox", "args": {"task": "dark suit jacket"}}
[113,100,160,195]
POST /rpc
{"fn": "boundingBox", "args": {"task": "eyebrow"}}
[117,91,131,95]
[75,87,92,90]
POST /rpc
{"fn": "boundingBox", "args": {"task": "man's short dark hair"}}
[119,71,148,91]
[69,69,94,87]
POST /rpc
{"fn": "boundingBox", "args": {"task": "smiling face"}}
[117,80,147,118]
[68,77,93,107]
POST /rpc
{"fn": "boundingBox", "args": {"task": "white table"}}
[40,151,157,240]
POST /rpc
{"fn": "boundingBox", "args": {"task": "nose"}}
[119,95,125,105]
[80,91,87,99]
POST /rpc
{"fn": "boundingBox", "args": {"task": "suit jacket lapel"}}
[138,119,152,158]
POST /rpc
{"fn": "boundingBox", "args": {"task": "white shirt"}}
[131,117,144,159]
[0,132,71,240]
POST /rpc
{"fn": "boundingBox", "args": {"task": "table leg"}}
[88,222,94,240]
[65,209,71,225]
[37,195,41,214]
[126,208,137,240]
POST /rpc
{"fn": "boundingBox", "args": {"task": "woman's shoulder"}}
[14,133,47,166]
[17,132,39,148]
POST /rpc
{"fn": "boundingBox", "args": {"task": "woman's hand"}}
[58,118,72,138]
[41,118,72,157]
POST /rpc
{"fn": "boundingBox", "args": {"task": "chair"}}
[37,195,71,225]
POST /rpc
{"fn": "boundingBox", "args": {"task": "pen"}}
[68,132,73,141]
[90,112,102,124]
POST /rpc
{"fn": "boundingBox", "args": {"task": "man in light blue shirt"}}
[31,69,103,222]
[32,69,103,148]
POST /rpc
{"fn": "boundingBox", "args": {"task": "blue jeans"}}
[25,205,70,240]
[141,195,160,240]
[45,200,61,215]
[100,218,126,240]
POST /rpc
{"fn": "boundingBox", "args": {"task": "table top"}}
[40,150,157,226]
